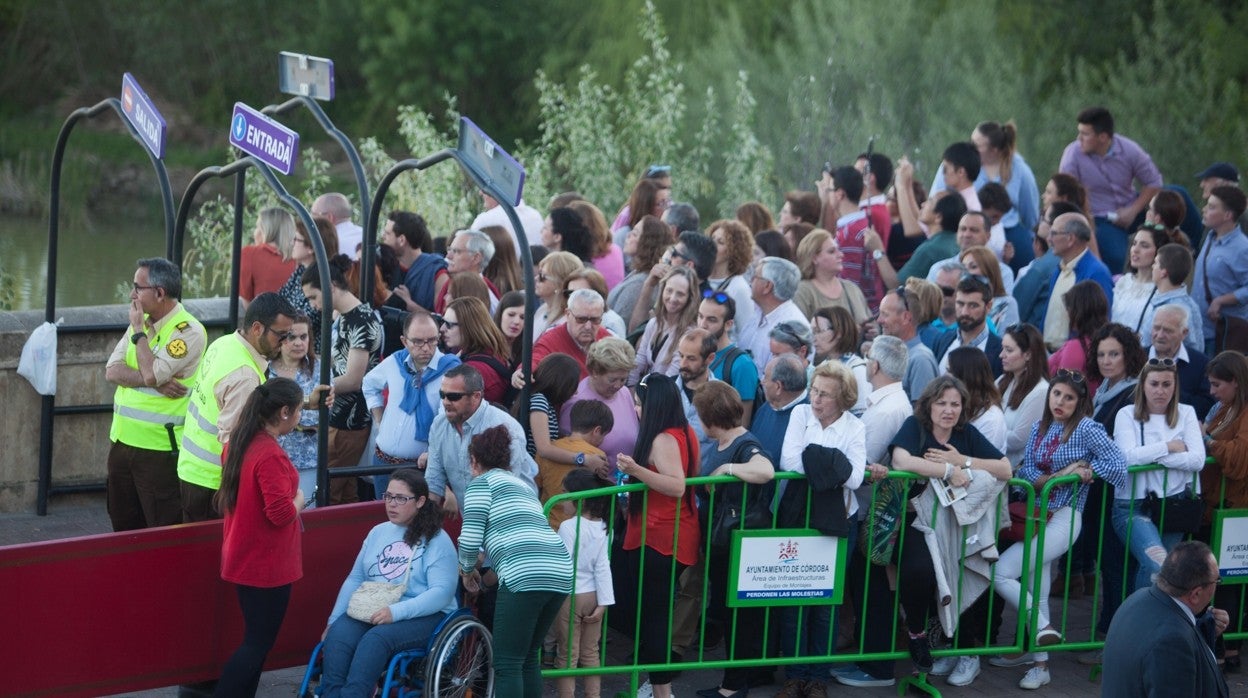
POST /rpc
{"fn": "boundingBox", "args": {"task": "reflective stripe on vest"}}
[176,333,264,490]
[109,306,203,451]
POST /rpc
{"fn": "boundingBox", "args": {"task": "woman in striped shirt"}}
[458,425,573,698]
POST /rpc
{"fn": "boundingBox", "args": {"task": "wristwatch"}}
[130,331,147,345]
[575,452,586,466]
[963,458,973,471]
[872,249,885,261]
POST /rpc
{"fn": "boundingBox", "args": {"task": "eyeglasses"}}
[381,493,418,505]
[263,325,295,343]
[439,391,469,402]
[959,272,990,286]
[938,285,955,298]
[571,314,603,325]
[405,336,439,348]
[292,237,309,247]
[773,323,809,348]
[1147,357,1177,368]
[894,287,910,310]
[702,289,730,304]
[669,247,689,262]
[1202,577,1222,588]
[131,283,158,293]
[440,320,459,331]
[645,165,671,178]
[1054,369,1086,384]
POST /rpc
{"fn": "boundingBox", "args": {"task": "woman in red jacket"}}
[213,377,306,697]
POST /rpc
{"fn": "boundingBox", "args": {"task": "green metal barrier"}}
[539,460,1234,697]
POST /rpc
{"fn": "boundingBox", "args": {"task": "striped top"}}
[457,467,573,593]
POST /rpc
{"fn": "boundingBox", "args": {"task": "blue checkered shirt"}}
[1019,417,1126,512]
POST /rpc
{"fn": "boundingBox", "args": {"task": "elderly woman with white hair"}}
[433,229,499,314]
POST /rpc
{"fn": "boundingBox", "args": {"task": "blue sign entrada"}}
[228,102,300,175]
[120,73,167,160]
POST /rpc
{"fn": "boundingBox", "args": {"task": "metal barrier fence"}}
[540,462,1236,697]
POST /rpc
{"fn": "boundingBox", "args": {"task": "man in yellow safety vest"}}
[106,258,207,531]
[176,292,329,522]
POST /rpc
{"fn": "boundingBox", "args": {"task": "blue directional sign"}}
[457,117,526,207]
[228,102,300,175]
[120,73,167,159]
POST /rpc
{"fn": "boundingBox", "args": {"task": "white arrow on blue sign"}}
[120,73,167,160]
[228,102,300,175]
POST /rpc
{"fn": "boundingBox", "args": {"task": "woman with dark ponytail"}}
[318,468,458,697]
[303,254,383,505]
[214,377,306,697]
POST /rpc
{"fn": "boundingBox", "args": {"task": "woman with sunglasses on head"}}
[990,368,1126,690]
[616,373,699,698]
[317,468,458,697]
[630,266,699,385]
[997,324,1050,469]
[531,251,584,341]
[1111,359,1206,593]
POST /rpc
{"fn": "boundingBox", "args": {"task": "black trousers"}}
[214,583,292,698]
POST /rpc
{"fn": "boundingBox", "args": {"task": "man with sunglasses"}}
[178,292,329,521]
[1101,540,1229,698]
[422,364,538,514]
[106,258,207,531]
[697,290,758,426]
[532,289,611,378]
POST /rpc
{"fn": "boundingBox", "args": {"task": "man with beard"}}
[933,275,1003,376]
[674,328,718,453]
[697,291,758,425]
[178,292,331,522]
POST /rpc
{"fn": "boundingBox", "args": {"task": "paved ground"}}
[8,495,1248,697]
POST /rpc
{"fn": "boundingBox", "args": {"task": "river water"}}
[4,215,167,312]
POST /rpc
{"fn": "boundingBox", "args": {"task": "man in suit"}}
[1101,540,1229,698]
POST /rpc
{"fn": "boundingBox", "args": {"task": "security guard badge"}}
[176,321,190,331]
[167,338,189,359]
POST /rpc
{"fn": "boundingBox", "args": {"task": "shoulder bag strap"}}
[1201,236,1215,304]
[1135,286,1157,334]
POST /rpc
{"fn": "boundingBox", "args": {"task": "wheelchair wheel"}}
[421,614,493,697]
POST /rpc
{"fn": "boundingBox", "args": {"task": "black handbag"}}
[708,440,774,550]
[1143,489,1204,534]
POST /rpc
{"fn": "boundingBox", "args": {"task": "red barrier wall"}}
[1,501,384,697]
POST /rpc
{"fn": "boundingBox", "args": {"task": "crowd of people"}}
[101,108,1248,697]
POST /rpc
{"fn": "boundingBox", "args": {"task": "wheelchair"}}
[298,607,494,697]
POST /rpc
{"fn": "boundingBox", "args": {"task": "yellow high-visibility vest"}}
[176,333,264,490]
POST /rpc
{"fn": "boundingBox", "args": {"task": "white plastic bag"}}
[17,321,58,395]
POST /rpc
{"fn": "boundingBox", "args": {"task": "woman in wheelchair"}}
[318,468,459,697]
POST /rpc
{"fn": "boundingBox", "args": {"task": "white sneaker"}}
[948,656,981,687]
[637,681,653,698]
[1019,666,1051,690]
[929,655,959,676]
